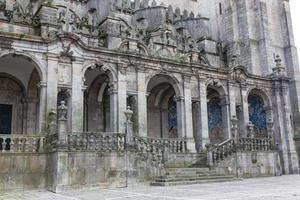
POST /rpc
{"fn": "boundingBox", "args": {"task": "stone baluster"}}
[10,138,14,152]
[25,138,30,152]
[2,138,6,152]
[18,139,22,152]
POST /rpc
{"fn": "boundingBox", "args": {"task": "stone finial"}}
[272,54,286,77]
[151,0,157,7]
[0,0,6,11]
[183,9,188,19]
[140,0,149,8]
[174,7,181,20]
[189,12,195,19]
[124,106,133,122]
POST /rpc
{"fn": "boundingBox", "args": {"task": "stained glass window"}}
[248,95,267,135]
[207,99,223,143]
[168,96,178,138]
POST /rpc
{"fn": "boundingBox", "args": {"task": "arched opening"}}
[0,54,42,135]
[83,66,113,132]
[146,74,181,138]
[248,90,268,138]
[207,88,224,144]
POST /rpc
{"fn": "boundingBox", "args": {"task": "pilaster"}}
[137,69,147,137]
[117,63,128,133]
[199,77,210,148]
[71,58,84,132]
[38,81,47,133]
[183,75,196,152]
[240,84,249,137]
[46,54,59,114]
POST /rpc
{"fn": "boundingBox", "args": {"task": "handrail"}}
[142,137,187,153]
[0,134,45,153]
[67,132,125,152]
[133,136,163,164]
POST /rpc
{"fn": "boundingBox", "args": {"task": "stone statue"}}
[0,0,6,11]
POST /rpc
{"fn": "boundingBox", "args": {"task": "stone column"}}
[183,76,196,152]
[228,81,237,119]
[71,59,84,132]
[137,69,147,137]
[221,96,231,139]
[176,96,185,139]
[192,101,201,152]
[38,81,47,133]
[117,64,128,133]
[199,77,210,148]
[109,82,118,132]
[46,54,59,114]
[240,84,249,138]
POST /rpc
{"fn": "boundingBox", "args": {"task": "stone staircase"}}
[151,167,240,186]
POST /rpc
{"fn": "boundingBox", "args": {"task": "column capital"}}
[183,75,192,83]
[37,81,47,88]
[47,53,59,61]
[108,82,118,95]
[175,96,185,101]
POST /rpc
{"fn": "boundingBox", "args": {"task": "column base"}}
[186,138,196,153]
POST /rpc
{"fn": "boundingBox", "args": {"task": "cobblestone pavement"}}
[1,175,300,200]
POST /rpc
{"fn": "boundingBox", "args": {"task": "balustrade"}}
[67,132,125,152]
[144,138,187,153]
[238,138,273,151]
[133,136,163,163]
[0,134,45,153]
[210,139,236,164]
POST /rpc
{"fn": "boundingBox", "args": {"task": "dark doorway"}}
[0,104,12,134]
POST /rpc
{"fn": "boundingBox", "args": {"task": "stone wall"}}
[0,153,47,191]
[47,150,164,192]
[215,151,281,178]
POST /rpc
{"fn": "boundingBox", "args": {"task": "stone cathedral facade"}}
[0,0,300,192]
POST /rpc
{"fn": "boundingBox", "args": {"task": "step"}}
[161,173,235,179]
[155,175,236,183]
[166,167,212,173]
[151,178,241,186]
[166,170,217,176]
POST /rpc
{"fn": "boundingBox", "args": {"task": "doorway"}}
[0,104,12,134]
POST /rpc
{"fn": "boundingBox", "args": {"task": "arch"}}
[0,73,26,97]
[206,87,224,144]
[247,87,272,108]
[82,60,117,84]
[97,82,109,103]
[248,88,269,137]
[147,74,181,139]
[0,51,46,82]
[145,72,182,97]
[205,79,227,97]
[118,40,149,55]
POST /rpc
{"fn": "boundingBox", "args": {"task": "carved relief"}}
[58,64,71,85]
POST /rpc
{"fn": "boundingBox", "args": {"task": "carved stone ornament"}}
[0,0,6,11]
[231,68,246,83]
[5,1,40,26]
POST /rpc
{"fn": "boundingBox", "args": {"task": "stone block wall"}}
[46,150,164,192]
[0,154,47,191]
[215,151,282,178]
